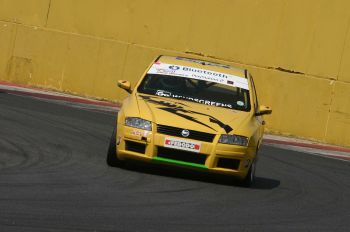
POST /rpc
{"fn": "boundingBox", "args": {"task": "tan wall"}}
[1,0,350,146]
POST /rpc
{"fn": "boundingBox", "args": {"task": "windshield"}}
[137,74,251,111]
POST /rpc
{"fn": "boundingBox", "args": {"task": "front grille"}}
[217,157,240,170]
[125,141,146,154]
[157,124,215,142]
[157,147,207,165]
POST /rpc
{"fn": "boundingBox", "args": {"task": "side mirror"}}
[255,105,272,116]
[117,80,132,94]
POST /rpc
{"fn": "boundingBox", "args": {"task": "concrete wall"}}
[1,0,350,146]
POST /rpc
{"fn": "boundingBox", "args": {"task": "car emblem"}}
[181,129,190,137]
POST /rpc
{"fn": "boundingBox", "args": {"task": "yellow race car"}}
[107,55,271,186]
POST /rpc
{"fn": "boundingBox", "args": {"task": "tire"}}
[106,127,123,167]
[241,160,256,187]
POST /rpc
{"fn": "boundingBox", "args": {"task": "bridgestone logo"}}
[164,138,201,153]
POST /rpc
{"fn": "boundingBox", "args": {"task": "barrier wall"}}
[1,0,350,146]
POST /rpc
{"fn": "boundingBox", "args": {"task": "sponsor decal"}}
[155,91,233,109]
[169,65,180,70]
[148,62,249,90]
[164,137,201,153]
[170,94,233,109]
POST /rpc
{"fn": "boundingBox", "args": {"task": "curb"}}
[263,138,350,153]
[263,137,350,162]
[0,81,120,109]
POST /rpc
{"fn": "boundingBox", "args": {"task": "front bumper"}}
[116,124,256,179]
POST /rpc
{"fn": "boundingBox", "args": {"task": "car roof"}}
[157,55,247,79]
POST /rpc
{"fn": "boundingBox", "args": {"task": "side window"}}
[249,74,259,112]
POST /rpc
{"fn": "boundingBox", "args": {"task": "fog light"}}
[116,136,121,145]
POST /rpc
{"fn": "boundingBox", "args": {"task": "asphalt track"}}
[0,92,349,232]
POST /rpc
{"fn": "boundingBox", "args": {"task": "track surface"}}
[0,92,349,232]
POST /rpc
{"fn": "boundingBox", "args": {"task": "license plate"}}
[164,137,201,153]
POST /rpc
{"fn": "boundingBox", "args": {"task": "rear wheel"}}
[106,127,124,167]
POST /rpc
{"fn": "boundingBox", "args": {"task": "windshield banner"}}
[147,62,249,90]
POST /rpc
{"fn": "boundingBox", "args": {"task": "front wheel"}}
[241,160,256,187]
[106,127,124,167]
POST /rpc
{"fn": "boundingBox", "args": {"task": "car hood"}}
[136,94,251,134]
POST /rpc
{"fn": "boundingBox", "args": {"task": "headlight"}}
[218,134,249,146]
[125,117,152,131]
